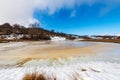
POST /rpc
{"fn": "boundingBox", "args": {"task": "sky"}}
[0,0,120,35]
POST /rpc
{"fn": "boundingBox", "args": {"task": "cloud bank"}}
[0,0,119,26]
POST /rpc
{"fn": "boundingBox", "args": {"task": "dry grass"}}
[0,39,11,43]
[23,73,46,80]
[81,68,87,72]
[17,58,34,67]
[82,39,120,43]
[0,39,35,43]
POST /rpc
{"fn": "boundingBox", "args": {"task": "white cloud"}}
[0,0,36,26]
[0,0,119,26]
[0,0,97,26]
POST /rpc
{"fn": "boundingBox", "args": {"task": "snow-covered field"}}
[0,57,120,80]
[0,41,120,80]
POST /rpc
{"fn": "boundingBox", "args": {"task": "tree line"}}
[0,23,73,40]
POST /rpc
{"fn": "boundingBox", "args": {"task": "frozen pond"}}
[53,41,120,62]
[0,41,120,80]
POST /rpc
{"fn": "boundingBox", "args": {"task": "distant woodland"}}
[0,23,75,41]
[0,23,120,43]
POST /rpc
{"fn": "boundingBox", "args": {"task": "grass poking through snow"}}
[23,73,46,80]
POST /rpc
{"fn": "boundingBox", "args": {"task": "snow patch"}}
[51,37,66,41]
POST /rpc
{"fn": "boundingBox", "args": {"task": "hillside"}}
[0,23,75,42]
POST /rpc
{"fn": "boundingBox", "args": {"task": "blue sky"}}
[33,0,120,35]
[0,0,120,35]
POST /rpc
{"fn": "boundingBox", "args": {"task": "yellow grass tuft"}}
[17,58,34,67]
[23,73,46,80]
